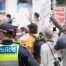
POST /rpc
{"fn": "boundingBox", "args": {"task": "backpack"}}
[31,35,44,63]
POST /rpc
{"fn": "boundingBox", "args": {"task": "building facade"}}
[0,0,51,30]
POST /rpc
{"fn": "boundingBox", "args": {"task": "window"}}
[0,0,5,13]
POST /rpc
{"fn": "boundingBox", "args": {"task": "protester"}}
[40,29,56,66]
[17,27,29,47]
[19,23,39,54]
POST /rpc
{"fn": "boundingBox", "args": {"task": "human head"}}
[0,24,14,40]
[6,14,11,18]
[21,27,28,34]
[0,29,14,41]
[43,29,53,41]
[28,23,38,34]
[34,12,39,19]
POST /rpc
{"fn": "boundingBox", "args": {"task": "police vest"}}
[0,44,19,66]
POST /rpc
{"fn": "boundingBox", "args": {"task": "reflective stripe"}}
[0,61,19,66]
[0,53,18,61]
[0,44,19,66]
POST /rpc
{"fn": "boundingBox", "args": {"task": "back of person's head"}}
[6,14,11,18]
[21,27,28,34]
[34,12,39,19]
[43,29,53,41]
[44,30,52,38]
[28,23,38,34]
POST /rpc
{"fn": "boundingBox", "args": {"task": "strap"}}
[31,35,36,40]
[47,43,55,60]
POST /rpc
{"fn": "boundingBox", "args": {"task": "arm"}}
[54,39,62,50]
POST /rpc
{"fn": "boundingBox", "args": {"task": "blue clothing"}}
[1,40,39,66]
[54,35,66,66]
[54,35,66,50]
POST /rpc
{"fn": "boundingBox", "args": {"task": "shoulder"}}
[56,36,65,44]
[54,36,66,50]
[19,46,27,52]
[28,35,35,41]
[19,46,30,56]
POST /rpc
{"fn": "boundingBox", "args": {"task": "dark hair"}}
[28,23,38,34]
[6,14,11,18]
[34,12,39,19]
[21,27,26,32]
[4,30,13,38]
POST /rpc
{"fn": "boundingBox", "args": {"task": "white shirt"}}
[40,42,54,66]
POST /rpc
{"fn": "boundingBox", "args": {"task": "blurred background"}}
[0,0,65,31]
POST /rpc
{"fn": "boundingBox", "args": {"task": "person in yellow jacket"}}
[19,23,39,54]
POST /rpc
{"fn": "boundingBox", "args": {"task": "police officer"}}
[0,26,39,66]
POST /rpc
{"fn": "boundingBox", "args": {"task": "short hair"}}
[28,23,38,34]
[44,29,53,38]
[34,12,39,19]
[6,14,11,18]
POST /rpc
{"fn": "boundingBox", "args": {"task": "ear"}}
[0,32,4,40]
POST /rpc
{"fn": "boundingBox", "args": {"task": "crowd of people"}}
[0,13,66,66]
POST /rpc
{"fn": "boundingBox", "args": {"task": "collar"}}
[2,40,13,45]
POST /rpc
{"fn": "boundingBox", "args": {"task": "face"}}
[44,35,49,41]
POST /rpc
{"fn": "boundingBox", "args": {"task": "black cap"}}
[28,23,37,34]
[0,23,14,33]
